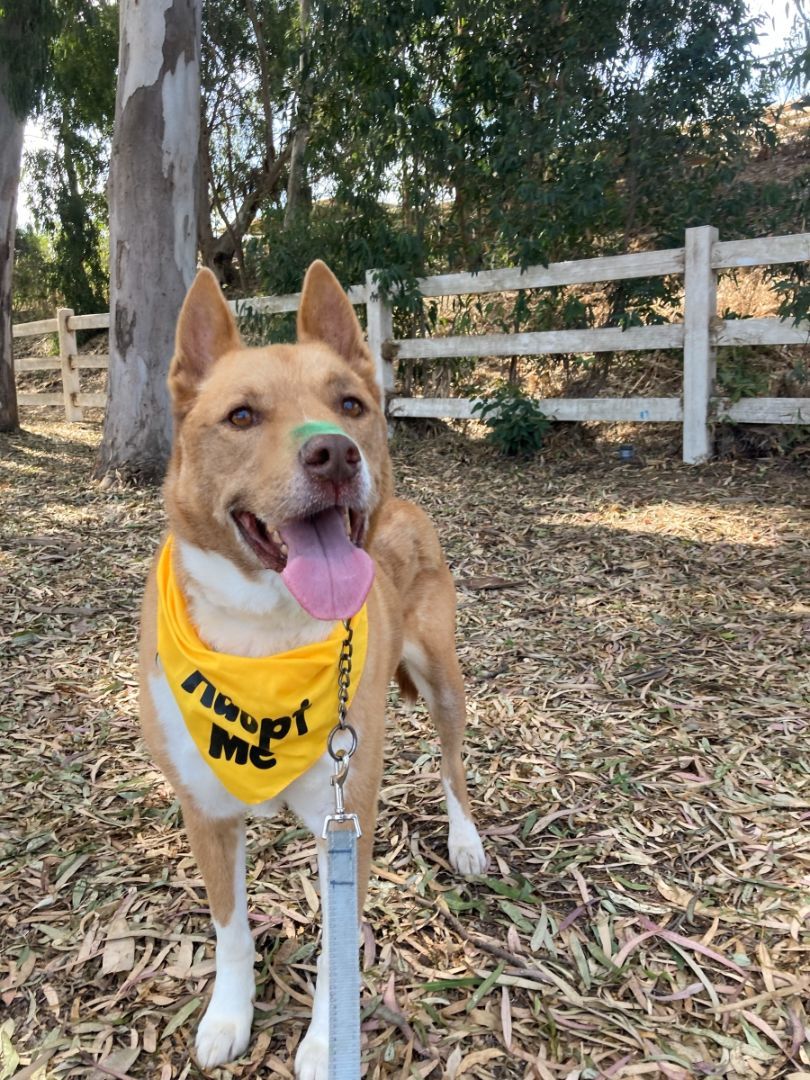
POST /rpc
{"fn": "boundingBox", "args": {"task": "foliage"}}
[0,0,60,118]
[1,2,114,316]
[775,0,810,99]
[11,227,60,321]
[773,260,810,327]
[472,383,551,457]
[22,1,116,314]
[301,0,779,275]
[238,0,803,367]
[199,0,300,281]
[249,200,425,297]
[12,0,808,340]
[716,349,770,402]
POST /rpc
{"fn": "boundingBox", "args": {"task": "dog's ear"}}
[169,268,242,413]
[297,261,378,394]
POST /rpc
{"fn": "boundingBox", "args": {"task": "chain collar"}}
[323,618,361,836]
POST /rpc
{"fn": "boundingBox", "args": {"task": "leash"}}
[322,620,361,1080]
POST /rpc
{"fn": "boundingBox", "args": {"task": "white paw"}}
[295,1035,329,1080]
[195,997,253,1070]
[449,830,487,877]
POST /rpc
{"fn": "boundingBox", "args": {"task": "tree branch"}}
[244,0,275,164]
[208,139,295,280]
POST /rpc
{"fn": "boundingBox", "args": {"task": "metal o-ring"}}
[328,723,358,761]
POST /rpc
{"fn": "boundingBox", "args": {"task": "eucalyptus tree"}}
[0,56,26,432]
[244,0,784,391]
[96,0,201,481]
[0,0,58,431]
[25,1,116,316]
[294,0,773,283]
[198,0,299,284]
[283,0,313,227]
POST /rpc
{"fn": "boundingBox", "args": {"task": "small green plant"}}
[716,350,769,403]
[472,383,550,457]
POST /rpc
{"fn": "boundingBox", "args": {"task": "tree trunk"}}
[0,66,25,433]
[197,118,217,270]
[284,0,312,229]
[97,0,201,482]
[284,122,310,228]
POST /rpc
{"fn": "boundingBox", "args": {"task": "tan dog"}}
[138,261,486,1078]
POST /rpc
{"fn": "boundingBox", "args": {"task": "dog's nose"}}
[300,433,361,485]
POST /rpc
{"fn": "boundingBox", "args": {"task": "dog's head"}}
[164,260,393,621]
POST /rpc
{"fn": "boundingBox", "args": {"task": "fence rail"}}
[11,227,810,462]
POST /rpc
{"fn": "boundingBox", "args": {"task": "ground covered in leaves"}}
[1,420,809,1080]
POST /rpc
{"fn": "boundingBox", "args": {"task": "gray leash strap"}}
[322,618,361,1080]
[326,825,360,1079]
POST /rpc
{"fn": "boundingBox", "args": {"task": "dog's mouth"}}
[232,506,373,621]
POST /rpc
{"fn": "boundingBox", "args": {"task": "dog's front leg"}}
[183,806,255,1069]
[294,841,331,1080]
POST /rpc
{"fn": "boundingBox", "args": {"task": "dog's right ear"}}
[169,268,242,413]
[297,260,379,398]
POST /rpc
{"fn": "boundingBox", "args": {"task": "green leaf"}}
[423,976,480,992]
[162,997,202,1041]
[466,962,506,1010]
[498,900,536,933]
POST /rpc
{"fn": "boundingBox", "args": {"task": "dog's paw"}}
[294,1035,329,1080]
[449,828,487,877]
[195,998,253,1070]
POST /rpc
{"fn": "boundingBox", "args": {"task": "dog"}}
[138,260,486,1078]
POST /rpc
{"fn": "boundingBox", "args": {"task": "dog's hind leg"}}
[182,806,255,1069]
[402,570,486,877]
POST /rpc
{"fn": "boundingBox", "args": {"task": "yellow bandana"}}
[156,535,368,804]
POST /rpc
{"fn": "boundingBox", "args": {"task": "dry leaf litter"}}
[1,419,808,1080]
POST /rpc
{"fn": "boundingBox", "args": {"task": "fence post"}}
[365,270,394,402]
[57,307,83,422]
[682,226,718,463]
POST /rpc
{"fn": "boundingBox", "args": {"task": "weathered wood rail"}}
[11,228,810,462]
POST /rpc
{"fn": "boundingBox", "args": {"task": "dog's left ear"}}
[297,261,379,396]
[169,268,242,414]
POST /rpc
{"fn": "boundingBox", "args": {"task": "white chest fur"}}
[177,539,333,655]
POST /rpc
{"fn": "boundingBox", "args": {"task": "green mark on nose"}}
[292,421,348,444]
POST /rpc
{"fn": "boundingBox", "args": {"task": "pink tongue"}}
[279,508,374,620]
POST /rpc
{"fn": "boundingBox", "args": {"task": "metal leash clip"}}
[322,619,362,838]
[322,744,362,837]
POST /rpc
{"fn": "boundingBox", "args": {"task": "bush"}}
[472,383,550,458]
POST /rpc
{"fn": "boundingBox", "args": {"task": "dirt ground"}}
[1,419,808,1080]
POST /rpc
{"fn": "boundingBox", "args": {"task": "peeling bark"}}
[0,65,24,433]
[97,0,201,481]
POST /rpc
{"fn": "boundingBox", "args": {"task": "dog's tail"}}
[395,662,419,705]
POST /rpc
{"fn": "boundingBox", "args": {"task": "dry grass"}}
[1,419,809,1080]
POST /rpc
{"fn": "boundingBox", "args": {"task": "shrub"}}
[472,383,550,458]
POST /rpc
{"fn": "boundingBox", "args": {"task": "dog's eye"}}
[228,406,256,428]
[341,397,364,418]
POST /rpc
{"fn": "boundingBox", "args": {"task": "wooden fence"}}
[11,227,810,462]
[10,276,379,424]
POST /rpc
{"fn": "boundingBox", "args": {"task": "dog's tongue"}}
[279,508,374,621]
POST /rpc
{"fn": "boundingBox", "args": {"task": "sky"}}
[754,0,799,52]
[16,0,802,229]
